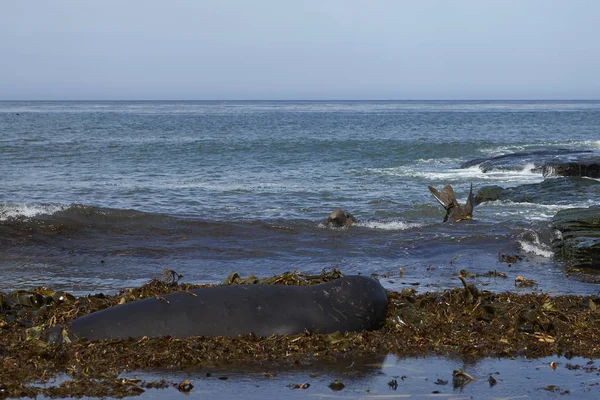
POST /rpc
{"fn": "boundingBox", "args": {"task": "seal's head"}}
[427,183,475,222]
[325,209,357,227]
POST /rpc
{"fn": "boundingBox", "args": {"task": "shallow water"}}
[33,355,600,399]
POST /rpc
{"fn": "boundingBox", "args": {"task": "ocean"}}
[1,100,599,296]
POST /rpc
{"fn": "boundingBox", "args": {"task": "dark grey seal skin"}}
[47,276,388,343]
[428,183,475,222]
[325,209,357,227]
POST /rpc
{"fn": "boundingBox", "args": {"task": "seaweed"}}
[1,269,600,398]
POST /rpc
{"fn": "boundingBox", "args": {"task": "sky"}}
[1,0,599,100]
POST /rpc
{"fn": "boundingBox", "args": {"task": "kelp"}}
[1,268,600,398]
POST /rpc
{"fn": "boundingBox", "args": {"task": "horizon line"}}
[1,99,599,102]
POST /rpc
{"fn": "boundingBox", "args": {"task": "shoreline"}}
[1,270,599,398]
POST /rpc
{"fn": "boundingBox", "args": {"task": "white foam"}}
[364,162,544,187]
[518,231,554,258]
[477,140,600,163]
[486,200,597,221]
[413,157,461,165]
[478,144,527,156]
[357,220,426,231]
[467,162,543,184]
[0,203,70,221]
[413,166,486,180]
[318,220,425,231]
[484,200,580,221]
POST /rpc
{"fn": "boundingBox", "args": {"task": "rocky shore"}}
[552,205,600,269]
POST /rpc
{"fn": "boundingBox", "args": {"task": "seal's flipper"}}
[429,183,476,222]
[464,183,474,215]
[442,185,460,207]
[428,185,458,210]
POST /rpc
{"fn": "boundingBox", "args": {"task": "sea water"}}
[1,100,599,295]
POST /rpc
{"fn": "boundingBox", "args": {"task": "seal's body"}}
[48,276,388,342]
[428,184,475,222]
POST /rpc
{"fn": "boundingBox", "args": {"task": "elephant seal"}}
[428,183,475,222]
[47,276,388,343]
[325,209,357,227]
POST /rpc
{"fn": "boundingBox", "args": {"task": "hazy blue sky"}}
[1,0,598,100]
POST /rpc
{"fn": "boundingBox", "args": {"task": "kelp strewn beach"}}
[1,269,599,398]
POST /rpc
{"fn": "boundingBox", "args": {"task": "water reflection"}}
[33,355,600,399]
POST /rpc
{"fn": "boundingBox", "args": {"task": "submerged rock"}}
[473,185,505,205]
[474,178,600,206]
[552,206,600,269]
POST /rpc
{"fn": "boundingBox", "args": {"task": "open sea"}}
[1,100,600,297]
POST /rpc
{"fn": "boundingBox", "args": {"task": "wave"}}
[477,143,576,157]
[357,220,427,231]
[551,140,600,151]
[423,164,542,183]
[482,200,589,221]
[518,230,554,258]
[0,203,72,221]
[0,203,167,235]
[363,163,544,186]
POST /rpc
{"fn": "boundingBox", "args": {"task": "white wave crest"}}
[413,157,461,165]
[357,220,426,231]
[368,163,544,187]
[518,230,554,258]
[518,240,553,258]
[0,203,70,221]
[485,200,593,221]
[478,145,527,156]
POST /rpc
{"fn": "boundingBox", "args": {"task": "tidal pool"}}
[32,355,600,399]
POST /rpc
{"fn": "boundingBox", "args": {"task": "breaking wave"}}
[357,220,426,231]
[0,203,71,221]
[518,230,554,259]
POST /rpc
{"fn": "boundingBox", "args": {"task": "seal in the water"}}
[325,209,357,227]
[47,276,388,342]
[428,183,475,222]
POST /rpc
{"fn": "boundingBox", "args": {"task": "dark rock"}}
[328,380,345,391]
[542,157,600,178]
[461,149,593,173]
[474,178,600,206]
[473,185,505,205]
[552,206,600,269]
